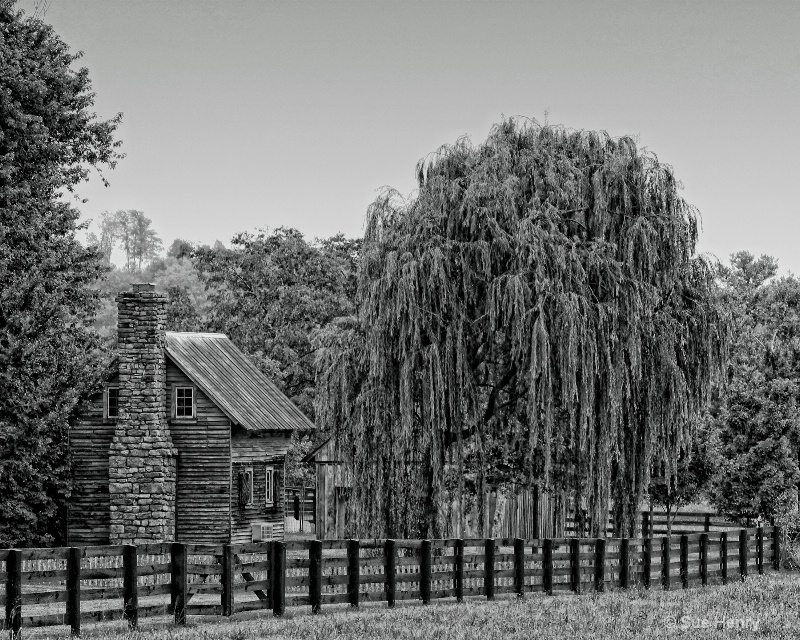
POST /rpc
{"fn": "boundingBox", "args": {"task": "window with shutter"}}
[237,467,253,507]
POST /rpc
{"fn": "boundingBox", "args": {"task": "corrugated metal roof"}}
[165,332,315,433]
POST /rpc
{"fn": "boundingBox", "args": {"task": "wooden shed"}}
[302,438,350,540]
[69,283,314,545]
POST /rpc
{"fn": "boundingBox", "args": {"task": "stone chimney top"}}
[132,282,156,293]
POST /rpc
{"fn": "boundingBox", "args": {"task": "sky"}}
[19,0,800,273]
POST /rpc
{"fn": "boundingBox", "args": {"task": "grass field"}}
[21,572,800,639]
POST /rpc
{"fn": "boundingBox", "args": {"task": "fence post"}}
[699,533,708,587]
[569,538,580,593]
[532,485,541,539]
[642,511,648,538]
[704,514,711,532]
[171,542,187,625]
[420,539,432,604]
[5,549,21,640]
[661,537,671,591]
[300,485,305,532]
[123,545,138,629]
[642,537,652,589]
[773,526,781,571]
[620,538,630,589]
[454,539,464,603]
[66,546,81,636]
[756,527,764,575]
[347,539,360,608]
[309,540,322,614]
[221,544,234,617]
[484,538,495,601]
[514,538,525,598]
[680,535,689,589]
[273,540,286,616]
[385,539,396,608]
[739,529,748,581]
[594,539,606,592]
[720,532,729,585]
[543,539,553,596]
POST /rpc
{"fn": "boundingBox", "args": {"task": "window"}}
[238,467,253,507]
[106,387,119,419]
[265,467,275,506]
[175,387,194,418]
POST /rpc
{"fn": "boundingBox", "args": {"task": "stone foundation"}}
[108,283,177,544]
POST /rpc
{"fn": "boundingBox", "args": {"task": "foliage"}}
[194,228,359,420]
[91,251,210,342]
[648,421,715,535]
[316,118,727,539]
[710,252,800,523]
[87,209,162,271]
[0,1,122,546]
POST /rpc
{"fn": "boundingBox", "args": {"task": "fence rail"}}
[1,526,780,635]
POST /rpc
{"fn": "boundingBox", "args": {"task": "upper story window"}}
[106,387,119,419]
[175,387,194,418]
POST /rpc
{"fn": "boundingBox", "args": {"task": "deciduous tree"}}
[0,1,122,546]
[316,119,727,538]
[711,253,800,523]
[195,229,358,419]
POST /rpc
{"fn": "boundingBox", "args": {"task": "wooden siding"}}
[167,359,231,544]
[230,428,289,543]
[68,375,118,545]
[70,353,299,546]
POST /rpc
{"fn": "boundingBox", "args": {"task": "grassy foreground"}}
[27,573,800,640]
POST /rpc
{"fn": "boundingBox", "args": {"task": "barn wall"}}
[68,375,119,546]
[167,359,231,544]
[230,429,290,543]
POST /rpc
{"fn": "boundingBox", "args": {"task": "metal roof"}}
[165,332,315,433]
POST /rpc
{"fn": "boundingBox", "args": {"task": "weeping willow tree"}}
[316,118,727,538]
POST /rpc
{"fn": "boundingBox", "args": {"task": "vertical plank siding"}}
[306,469,749,541]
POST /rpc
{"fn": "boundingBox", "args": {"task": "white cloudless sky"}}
[20,0,800,273]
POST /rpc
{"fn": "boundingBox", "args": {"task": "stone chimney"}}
[108,283,177,544]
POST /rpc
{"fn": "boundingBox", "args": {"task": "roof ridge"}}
[165,331,228,338]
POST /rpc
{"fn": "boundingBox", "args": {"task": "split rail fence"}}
[1,526,781,636]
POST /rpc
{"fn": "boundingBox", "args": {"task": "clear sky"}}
[19,0,800,273]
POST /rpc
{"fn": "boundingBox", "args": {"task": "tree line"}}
[1,1,797,547]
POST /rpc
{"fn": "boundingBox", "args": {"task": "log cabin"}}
[68,283,314,545]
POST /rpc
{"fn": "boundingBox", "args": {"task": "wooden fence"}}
[0,526,780,636]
